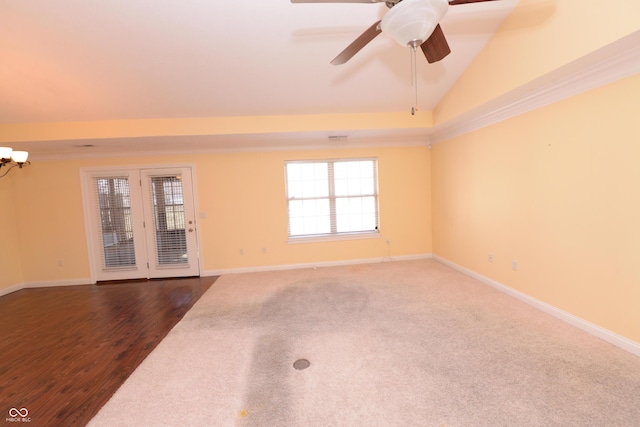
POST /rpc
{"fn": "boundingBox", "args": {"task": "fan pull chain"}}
[409,42,419,116]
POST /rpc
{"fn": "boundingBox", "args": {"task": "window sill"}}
[287,231,380,245]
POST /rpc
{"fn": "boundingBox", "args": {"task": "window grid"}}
[95,177,136,269]
[328,162,337,234]
[149,175,188,266]
[286,158,379,239]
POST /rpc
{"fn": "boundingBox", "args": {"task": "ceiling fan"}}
[291,0,501,66]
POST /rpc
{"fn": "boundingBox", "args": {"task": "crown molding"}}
[429,30,640,145]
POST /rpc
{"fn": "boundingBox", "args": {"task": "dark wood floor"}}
[0,276,217,426]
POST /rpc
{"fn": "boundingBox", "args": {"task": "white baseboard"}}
[0,283,24,298]
[433,255,640,358]
[202,253,433,277]
[0,278,92,298]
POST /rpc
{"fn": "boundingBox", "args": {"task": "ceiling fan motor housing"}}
[381,0,449,46]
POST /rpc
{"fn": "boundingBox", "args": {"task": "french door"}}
[83,166,200,281]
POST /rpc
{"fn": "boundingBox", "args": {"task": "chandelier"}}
[0,147,30,178]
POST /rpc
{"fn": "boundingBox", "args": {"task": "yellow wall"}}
[12,158,92,283]
[0,174,24,291]
[431,73,640,342]
[11,145,431,283]
[198,147,430,270]
[436,0,640,123]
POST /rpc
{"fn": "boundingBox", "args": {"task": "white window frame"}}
[285,157,380,243]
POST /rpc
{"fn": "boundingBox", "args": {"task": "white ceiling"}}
[1,0,519,155]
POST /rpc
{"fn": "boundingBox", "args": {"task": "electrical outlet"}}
[488,254,494,263]
[512,260,518,271]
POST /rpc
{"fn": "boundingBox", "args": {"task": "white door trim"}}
[80,163,202,282]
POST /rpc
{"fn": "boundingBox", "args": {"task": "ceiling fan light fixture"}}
[381,0,449,46]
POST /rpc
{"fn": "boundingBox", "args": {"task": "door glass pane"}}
[150,175,188,265]
[96,177,136,269]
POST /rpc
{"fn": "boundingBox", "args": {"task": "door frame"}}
[80,163,202,283]
[140,166,200,278]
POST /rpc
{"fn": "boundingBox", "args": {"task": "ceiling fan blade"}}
[448,0,501,5]
[331,20,382,65]
[291,0,383,3]
[420,24,451,63]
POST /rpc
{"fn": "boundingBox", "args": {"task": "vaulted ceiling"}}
[1,0,526,157]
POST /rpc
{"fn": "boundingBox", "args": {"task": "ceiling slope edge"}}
[428,30,640,145]
[0,111,432,145]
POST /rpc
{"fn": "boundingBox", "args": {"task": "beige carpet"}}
[88,259,640,426]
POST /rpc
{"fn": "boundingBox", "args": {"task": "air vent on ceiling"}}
[328,135,348,141]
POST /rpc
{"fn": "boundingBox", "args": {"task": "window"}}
[149,176,187,265]
[150,176,186,232]
[285,158,379,240]
[96,177,136,268]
